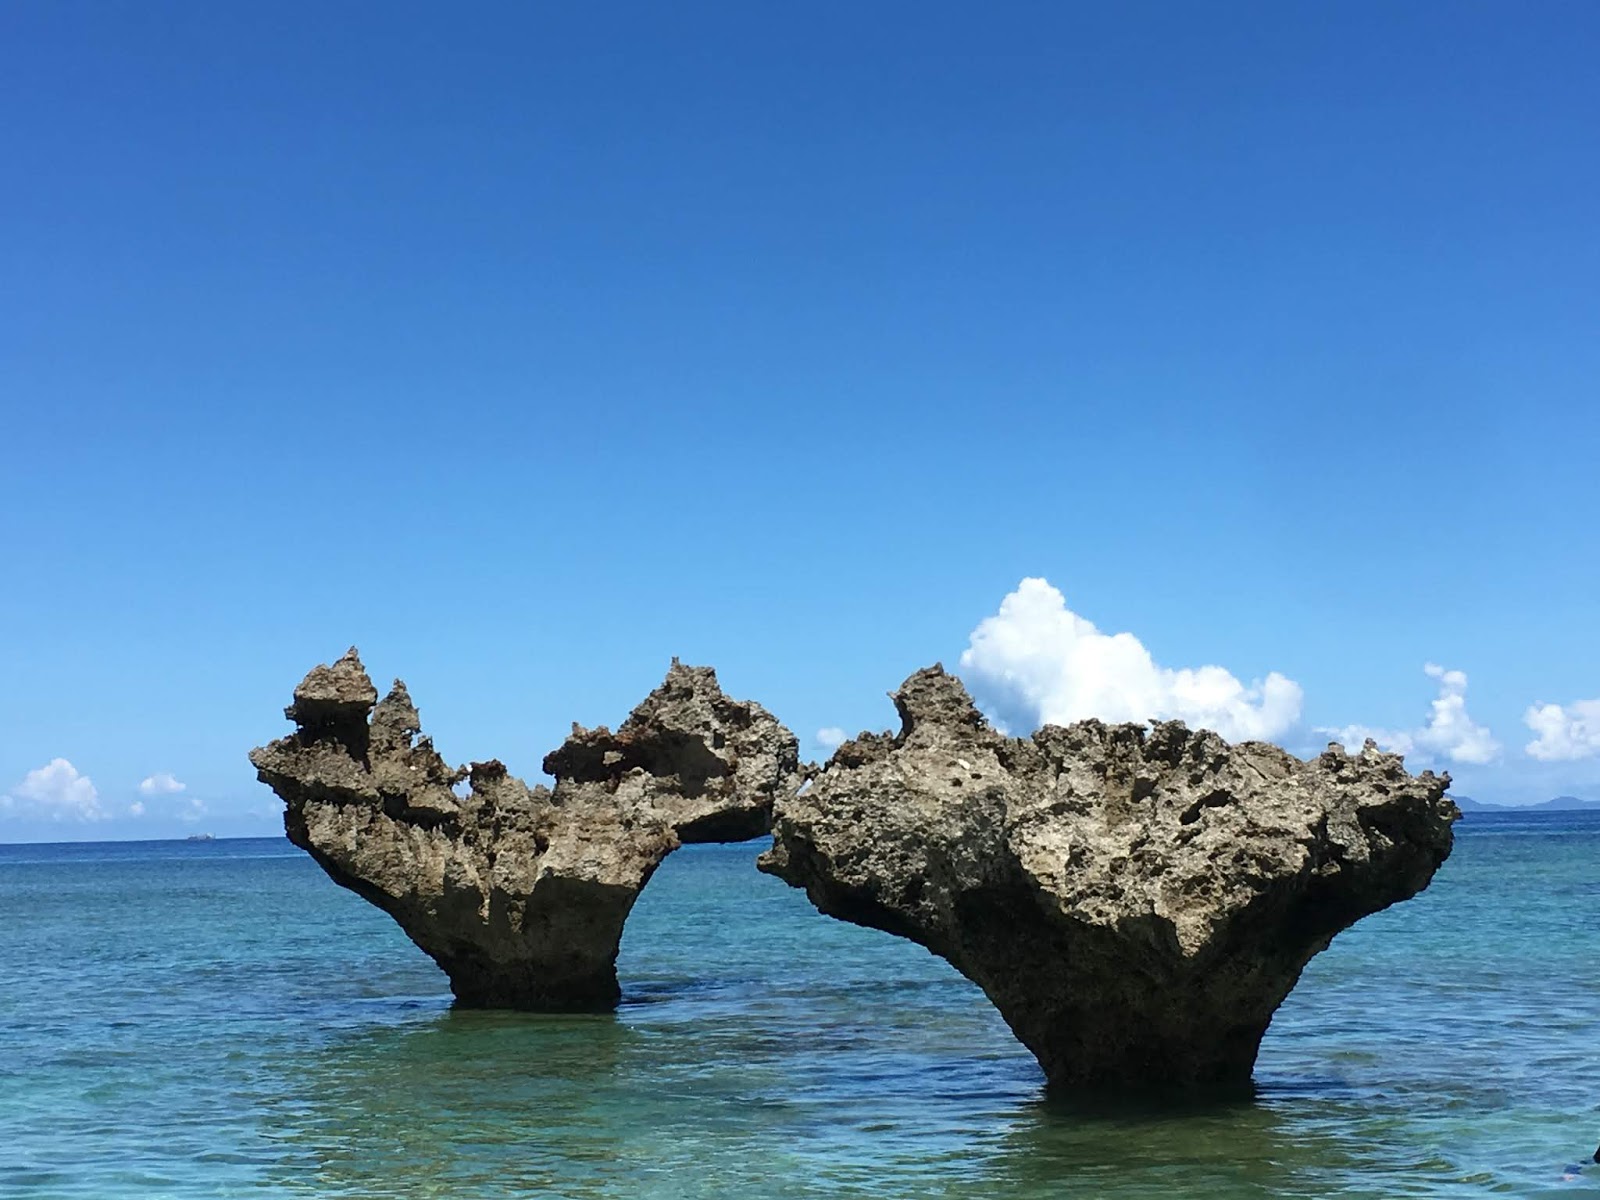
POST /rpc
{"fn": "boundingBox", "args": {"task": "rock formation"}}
[251,649,800,1010]
[760,665,1457,1091]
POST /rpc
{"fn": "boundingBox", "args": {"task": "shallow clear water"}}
[1,812,1596,1198]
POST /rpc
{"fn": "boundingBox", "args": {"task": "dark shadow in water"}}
[1044,1077,1259,1108]
[973,1089,1364,1200]
[260,1009,643,1197]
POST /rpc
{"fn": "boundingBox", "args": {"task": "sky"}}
[2,1,1597,840]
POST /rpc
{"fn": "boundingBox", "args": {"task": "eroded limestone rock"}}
[760,665,1457,1090]
[251,649,800,1010]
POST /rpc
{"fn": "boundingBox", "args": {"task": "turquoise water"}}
[1,812,1596,1198]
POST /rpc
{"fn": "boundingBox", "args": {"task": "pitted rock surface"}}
[250,649,800,1010]
[760,665,1457,1090]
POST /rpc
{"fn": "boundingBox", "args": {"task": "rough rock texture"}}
[760,665,1457,1091]
[251,649,800,1010]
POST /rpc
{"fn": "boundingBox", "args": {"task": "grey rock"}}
[760,665,1457,1091]
[251,649,800,1010]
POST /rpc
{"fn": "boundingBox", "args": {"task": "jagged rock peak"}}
[251,650,800,1011]
[892,663,991,738]
[283,646,377,727]
[542,658,800,838]
[761,665,1457,1092]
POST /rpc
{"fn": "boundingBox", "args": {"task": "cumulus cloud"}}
[128,801,145,817]
[815,727,848,751]
[1524,698,1600,761]
[958,578,1303,741]
[0,759,105,821]
[138,772,186,796]
[1324,663,1499,765]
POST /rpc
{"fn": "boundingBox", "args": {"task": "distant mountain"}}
[1449,794,1600,813]
[1526,795,1600,812]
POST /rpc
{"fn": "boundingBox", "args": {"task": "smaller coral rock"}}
[284,647,378,728]
[761,665,1458,1091]
[251,653,800,1011]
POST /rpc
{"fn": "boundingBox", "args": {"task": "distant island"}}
[185,833,216,841]
[1451,794,1600,813]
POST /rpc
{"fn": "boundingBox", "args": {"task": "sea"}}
[1,810,1596,1199]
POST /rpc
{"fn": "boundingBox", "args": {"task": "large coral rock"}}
[760,666,1457,1090]
[251,649,800,1010]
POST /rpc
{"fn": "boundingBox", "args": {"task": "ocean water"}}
[0,812,1596,1199]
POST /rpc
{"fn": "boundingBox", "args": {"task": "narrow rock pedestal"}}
[251,649,800,1010]
[760,665,1458,1091]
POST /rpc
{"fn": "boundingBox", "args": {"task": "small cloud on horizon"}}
[139,772,186,796]
[815,727,848,751]
[1524,697,1600,762]
[1,759,106,821]
[1322,663,1499,766]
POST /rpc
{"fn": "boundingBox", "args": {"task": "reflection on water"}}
[269,1011,640,1197]
[1,816,1598,1198]
[986,1095,1320,1199]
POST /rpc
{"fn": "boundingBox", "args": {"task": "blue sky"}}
[3,2,1597,839]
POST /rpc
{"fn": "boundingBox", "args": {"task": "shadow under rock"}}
[261,1009,641,1198]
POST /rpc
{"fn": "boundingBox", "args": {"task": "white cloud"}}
[1524,698,1600,761]
[1324,663,1500,765]
[181,796,208,822]
[1,759,105,821]
[959,578,1303,742]
[128,801,145,816]
[139,772,186,796]
[815,727,848,751]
